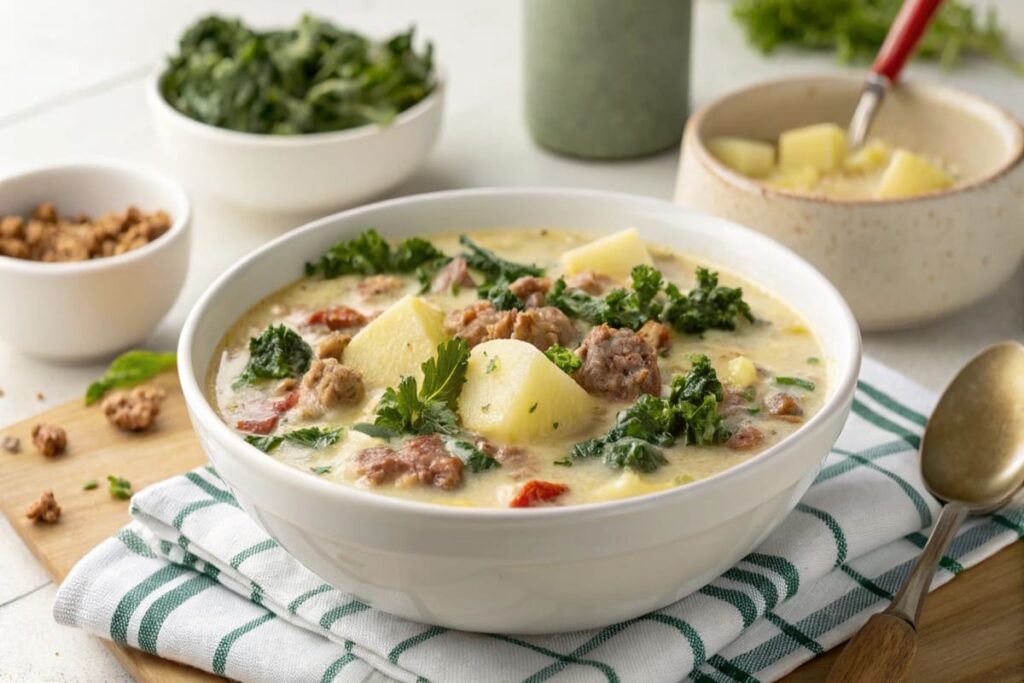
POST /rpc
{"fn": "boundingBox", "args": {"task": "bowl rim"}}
[0,159,191,276]
[688,73,1024,206]
[146,61,445,147]
[178,187,862,522]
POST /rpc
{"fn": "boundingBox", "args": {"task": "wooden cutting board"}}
[1,377,1021,682]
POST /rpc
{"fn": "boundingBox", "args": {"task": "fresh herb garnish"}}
[161,15,437,135]
[357,338,471,437]
[567,355,731,473]
[774,376,815,391]
[548,265,752,335]
[485,357,499,374]
[246,427,343,452]
[83,479,99,491]
[310,465,333,475]
[235,325,312,387]
[807,357,820,365]
[85,350,176,405]
[245,435,284,453]
[733,0,1024,75]
[446,440,501,473]
[544,344,583,375]
[528,403,538,414]
[108,475,133,500]
[458,235,545,311]
[306,228,446,280]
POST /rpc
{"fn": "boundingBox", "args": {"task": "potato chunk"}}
[560,227,653,282]
[707,137,776,177]
[459,339,596,443]
[875,150,953,199]
[766,165,820,192]
[843,140,891,174]
[344,295,447,389]
[779,123,847,172]
[726,356,758,388]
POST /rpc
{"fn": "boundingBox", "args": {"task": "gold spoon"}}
[828,341,1024,682]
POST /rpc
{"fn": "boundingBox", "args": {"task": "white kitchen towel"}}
[54,357,1024,682]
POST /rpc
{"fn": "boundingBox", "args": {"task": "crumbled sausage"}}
[317,332,352,361]
[444,301,577,351]
[431,257,476,293]
[354,434,463,490]
[727,424,764,450]
[299,358,365,417]
[637,320,672,354]
[357,274,405,298]
[308,306,367,331]
[102,386,166,432]
[573,324,661,401]
[765,393,803,422]
[26,490,61,523]
[565,271,613,295]
[508,276,551,308]
[0,203,171,262]
[31,424,66,456]
[2,435,20,454]
[510,306,578,351]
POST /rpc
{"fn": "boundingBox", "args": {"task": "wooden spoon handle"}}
[826,612,918,683]
[872,0,945,82]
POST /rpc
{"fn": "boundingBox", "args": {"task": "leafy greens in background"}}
[85,350,177,405]
[733,0,1024,74]
[161,14,437,135]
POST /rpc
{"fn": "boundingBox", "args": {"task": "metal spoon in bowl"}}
[827,341,1024,683]
[847,0,945,149]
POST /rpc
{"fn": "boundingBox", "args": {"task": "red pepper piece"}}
[510,480,569,508]
[236,415,279,435]
[308,306,367,330]
[270,390,299,413]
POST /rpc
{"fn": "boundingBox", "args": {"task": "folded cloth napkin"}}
[54,357,1023,683]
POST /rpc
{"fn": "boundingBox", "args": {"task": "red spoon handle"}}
[872,0,945,82]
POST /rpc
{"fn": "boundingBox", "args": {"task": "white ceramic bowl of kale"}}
[178,188,861,633]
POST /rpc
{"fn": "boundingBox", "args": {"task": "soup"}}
[207,228,826,508]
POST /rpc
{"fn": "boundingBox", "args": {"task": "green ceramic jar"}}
[524,0,693,159]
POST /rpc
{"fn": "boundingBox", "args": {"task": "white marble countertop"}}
[1,1,1021,680]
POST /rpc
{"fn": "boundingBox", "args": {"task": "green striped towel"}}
[53,358,1023,682]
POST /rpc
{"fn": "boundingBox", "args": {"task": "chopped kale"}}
[306,229,446,279]
[662,268,755,334]
[478,279,524,311]
[447,440,501,473]
[544,344,582,374]
[235,325,312,387]
[458,235,544,282]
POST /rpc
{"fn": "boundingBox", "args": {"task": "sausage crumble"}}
[573,324,661,401]
[31,424,67,457]
[354,434,463,490]
[102,386,167,432]
[2,435,20,454]
[26,490,61,523]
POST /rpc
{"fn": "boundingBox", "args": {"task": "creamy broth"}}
[208,229,826,508]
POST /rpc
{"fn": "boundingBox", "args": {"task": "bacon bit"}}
[510,480,569,508]
[308,306,367,330]
[270,390,299,413]
[236,415,279,435]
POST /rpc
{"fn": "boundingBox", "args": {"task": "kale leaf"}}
[446,440,501,473]
[544,344,583,375]
[161,15,437,135]
[235,325,312,387]
[306,229,446,279]
[85,350,177,405]
[458,235,544,282]
[244,426,343,453]
[357,338,470,437]
[566,355,730,473]
[245,435,284,453]
[662,268,755,334]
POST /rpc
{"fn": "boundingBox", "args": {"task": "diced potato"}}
[726,356,758,388]
[560,227,653,282]
[843,140,891,174]
[344,295,447,389]
[779,123,847,173]
[766,165,820,192]
[459,339,596,443]
[592,470,675,502]
[707,137,776,178]
[875,150,954,199]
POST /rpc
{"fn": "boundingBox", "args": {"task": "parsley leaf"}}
[107,475,133,500]
[544,344,582,374]
[85,350,176,405]
[235,325,312,387]
[306,229,446,279]
[446,440,501,473]
[245,426,343,452]
[367,338,471,436]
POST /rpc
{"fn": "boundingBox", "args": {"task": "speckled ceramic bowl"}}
[674,75,1024,331]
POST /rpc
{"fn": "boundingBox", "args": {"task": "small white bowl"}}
[0,161,191,362]
[147,66,445,214]
[179,188,861,633]
[674,75,1024,331]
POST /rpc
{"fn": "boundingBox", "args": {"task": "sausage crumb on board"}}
[35,392,45,401]
[2,435,21,453]
[26,490,61,523]
[102,386,167,432]
[31,424,67,456]
[573,324,661,401]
